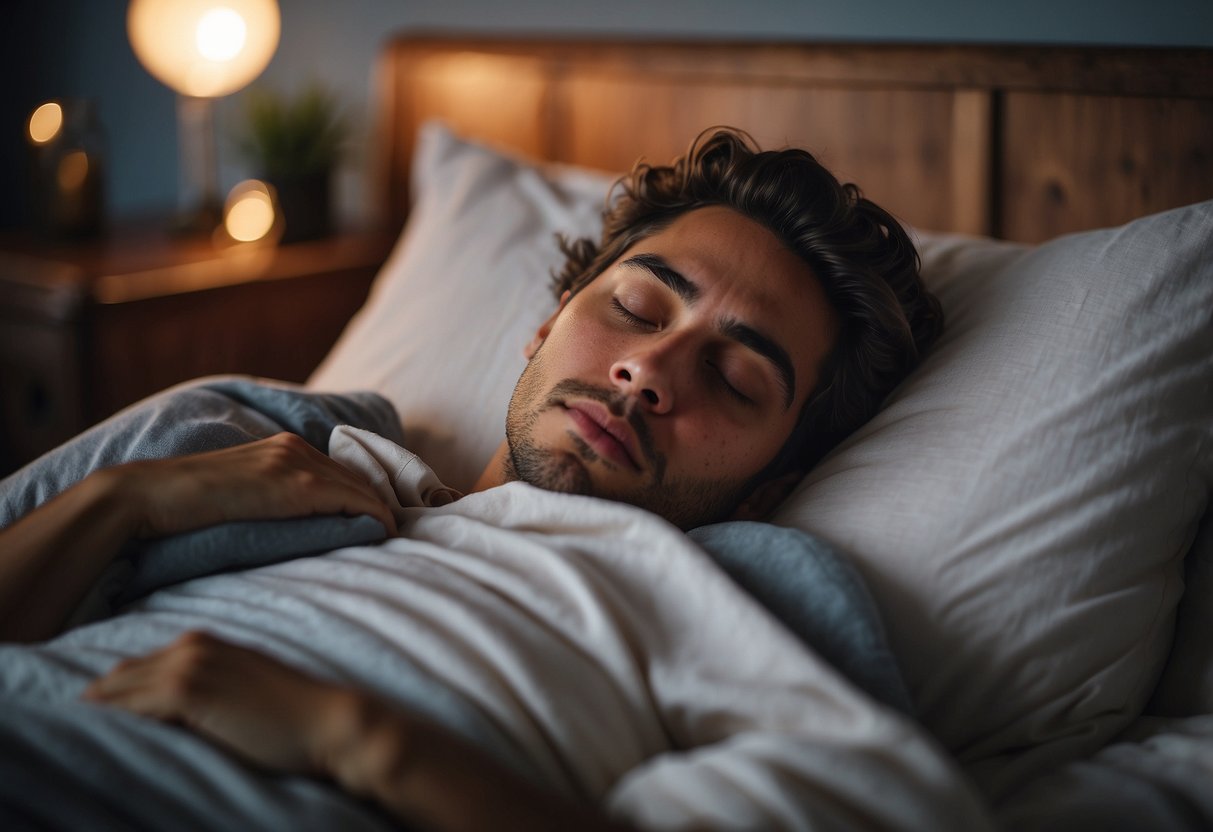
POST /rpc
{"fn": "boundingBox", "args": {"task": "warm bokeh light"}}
[127,0,279,98]
[224,179,277,242]
[196,7,247,62]
[28,101,64,145]
[57,151,90,191]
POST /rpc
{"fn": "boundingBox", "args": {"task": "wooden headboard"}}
[374,36,1212,243]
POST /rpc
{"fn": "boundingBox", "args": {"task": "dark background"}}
[3,0,1211,231]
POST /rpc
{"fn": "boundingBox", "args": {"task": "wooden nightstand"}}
[0,225,394,475]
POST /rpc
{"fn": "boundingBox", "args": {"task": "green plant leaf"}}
[233,82,349,179]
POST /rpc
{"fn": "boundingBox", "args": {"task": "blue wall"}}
[5,0,1212,229]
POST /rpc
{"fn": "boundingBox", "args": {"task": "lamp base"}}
[175,96,222,234]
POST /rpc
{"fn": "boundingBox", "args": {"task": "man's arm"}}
[85,631,638,832]
[0,433,396,643]
[0,467,144,642]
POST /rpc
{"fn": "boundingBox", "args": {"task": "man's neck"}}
[471,440,513,494]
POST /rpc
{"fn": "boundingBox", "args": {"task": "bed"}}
[316,35,1213,826]
[2,34,1212,831]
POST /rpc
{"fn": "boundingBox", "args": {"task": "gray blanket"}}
[1,377,402,625]
[0,377,911,830]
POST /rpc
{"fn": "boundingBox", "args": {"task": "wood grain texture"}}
[87,268,376,419]
[384,38,1213,96]
[0,229,392,471]
[554,73,970,234]
[1001,93,1213,241]
[376,37,1213,241]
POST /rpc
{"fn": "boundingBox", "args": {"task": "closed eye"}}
[611,297,657,330]
[707,360,753,405]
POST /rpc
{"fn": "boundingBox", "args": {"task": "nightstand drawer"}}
[0,316,85,472]
[85,266,376,417]
[0,228,392,475]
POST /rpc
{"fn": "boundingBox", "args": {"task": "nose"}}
[610,346,676,414]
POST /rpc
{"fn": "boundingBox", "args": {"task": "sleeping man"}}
[0,130,984,831]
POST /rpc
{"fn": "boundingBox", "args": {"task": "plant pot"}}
[266,171,331,243]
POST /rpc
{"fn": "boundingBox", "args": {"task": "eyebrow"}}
[620,253,796,410]
[621,254,700,303]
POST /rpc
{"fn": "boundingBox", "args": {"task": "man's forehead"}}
[622,208,806,292]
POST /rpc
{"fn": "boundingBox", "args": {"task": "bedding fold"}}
[0,376,405,625]
[1,379,993,830]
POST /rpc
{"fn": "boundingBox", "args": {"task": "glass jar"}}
[30,99,106,238]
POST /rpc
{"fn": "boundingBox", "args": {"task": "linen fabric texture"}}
[309,122,1213,798]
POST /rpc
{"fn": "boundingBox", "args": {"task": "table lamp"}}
[127,0,280,231]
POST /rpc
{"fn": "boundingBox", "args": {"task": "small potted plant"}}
[235,83,349,243]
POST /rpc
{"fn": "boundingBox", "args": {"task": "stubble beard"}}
[505,398,595,499]
[504,356,610,499]
[504,348,757,529]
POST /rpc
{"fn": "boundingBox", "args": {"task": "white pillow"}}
[309,123,615,489]
[311,123,1213,797]
[773,212,1213,796]
[1149,509,1213,717]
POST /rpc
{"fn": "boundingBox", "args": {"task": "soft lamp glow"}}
[224,179,277,242]
[127,0,280,98]
[128,0,279,232]
[57,151,90,191]
[28,102,64,145]
[196,8,247,61]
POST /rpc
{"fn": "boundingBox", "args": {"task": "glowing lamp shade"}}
[127,0,280,98]
[128,0,279,231]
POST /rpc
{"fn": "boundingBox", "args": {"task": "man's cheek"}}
[527,409,564,441]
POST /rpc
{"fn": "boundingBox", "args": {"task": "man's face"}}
[505,205,838,528]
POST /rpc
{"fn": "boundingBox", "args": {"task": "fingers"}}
[82,631,211,719]
[243,434,399,535]
[83,661,182,720]
[120,433,399,538]
[286,437,400,535]
[82,631,334,774]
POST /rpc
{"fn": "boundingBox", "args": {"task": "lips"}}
[564,401,643,471]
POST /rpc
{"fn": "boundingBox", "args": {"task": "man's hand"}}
[82,630,356,774]
[111,432,398,538]
[84,632,638,832]
[0,432,396,642]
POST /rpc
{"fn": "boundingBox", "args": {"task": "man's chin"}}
[511,448,595,497]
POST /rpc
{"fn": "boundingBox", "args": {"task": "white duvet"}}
[0,427,993,830]
[326,428,994,829]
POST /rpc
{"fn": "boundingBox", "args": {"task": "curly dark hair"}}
[551,127,943,477]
